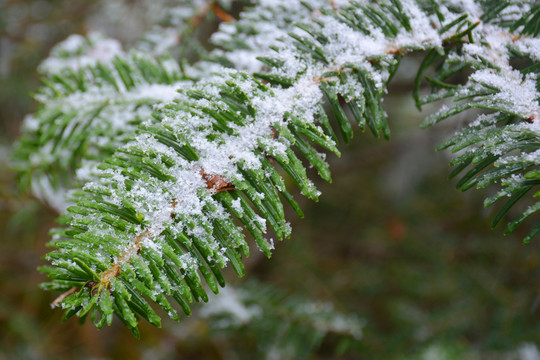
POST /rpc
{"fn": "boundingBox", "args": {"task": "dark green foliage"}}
[417,3,540,242]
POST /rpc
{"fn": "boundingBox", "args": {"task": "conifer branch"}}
[12,0,540,335]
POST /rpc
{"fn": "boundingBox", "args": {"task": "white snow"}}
[39,33,123,74]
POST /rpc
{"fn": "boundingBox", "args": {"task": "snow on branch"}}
[15,0,539,334]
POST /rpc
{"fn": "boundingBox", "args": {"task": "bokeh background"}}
[2,1,540,359]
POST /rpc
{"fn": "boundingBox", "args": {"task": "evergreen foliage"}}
[13,0,540,336]
[12,35,185,210]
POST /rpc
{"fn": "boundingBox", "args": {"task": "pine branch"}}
[12,0,237,211]
[191,0,325,75]
[14,0,539,335]
[418,2,540,242]
[12,44,186,211]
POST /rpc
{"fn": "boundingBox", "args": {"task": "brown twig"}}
[51,287,78,308]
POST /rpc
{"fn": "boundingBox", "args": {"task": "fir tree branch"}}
[13,0,539,334]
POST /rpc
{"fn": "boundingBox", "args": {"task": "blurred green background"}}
[2,1,540,359]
